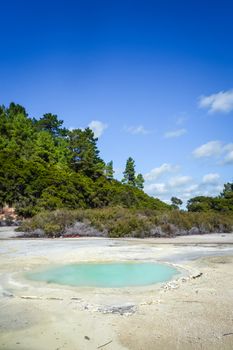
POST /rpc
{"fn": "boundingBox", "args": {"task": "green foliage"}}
[135,173,145,190]
[44,224,62,237]
[105,160,114,180]
[122,157,136,186]
[187,185,233,212]
[68,127,105,178]
[171,196,183,209]
[2,101,231,223]
[187,196,214,212]
[18,209,77,234]
[35,113,68,137]
[19,207,233,238]
[221,182,233,199]
[0,103,168,214]
[122,158,145,190]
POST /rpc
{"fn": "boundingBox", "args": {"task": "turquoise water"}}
[27,262,179,288]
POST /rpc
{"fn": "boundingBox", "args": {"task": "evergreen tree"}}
[68,127,105,178]
[221,182,233,198]
[105,161,114,180]
[135,173,144,190]
[35,113,68,137]
[122,157,136,186]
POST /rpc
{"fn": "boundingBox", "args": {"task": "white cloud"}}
[214,185,224,193]
[169,175,192,187]
[193,141,233,164]
[181,189,202,199]
[144,177,196,204]
[202,173,220,184]
[88,120,108,138]
[222,143,233,164]
[184,184,199,193]
[124,125,150,135]
[144,163,179,181]
[224,150,233,164]
[144,172,225,207]
[199,89,233,113]
[178,173,223,202]
[193,141,222,158]
[164,128,187,138]
[144,183,168,195]
[223,143,233,152]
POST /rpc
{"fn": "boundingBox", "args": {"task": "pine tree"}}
[122,157,136,186]
[105,161,114,180]
[135,173,144,190]
[221,182,233,198]
[68,127,105,178]
[35,113,66,137]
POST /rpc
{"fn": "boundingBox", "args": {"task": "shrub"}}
[18,207,233,238]
[44,224,62,237]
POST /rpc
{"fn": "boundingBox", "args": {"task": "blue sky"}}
[0,0,233,205]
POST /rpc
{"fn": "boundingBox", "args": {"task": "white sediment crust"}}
[1,235,233,350]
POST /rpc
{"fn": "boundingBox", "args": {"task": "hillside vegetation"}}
[18,207,233,238]
[0,103,168,216]
[1,103,233,237]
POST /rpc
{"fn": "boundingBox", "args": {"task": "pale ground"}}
[0,227,233,350]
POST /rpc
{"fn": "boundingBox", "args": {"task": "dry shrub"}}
[18,207,233,237]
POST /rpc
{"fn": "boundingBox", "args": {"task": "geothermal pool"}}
[27,262,179,288]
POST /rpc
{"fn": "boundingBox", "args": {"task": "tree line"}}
[0,103,232,218]
[186,183,233,212]
[0,103,168,216]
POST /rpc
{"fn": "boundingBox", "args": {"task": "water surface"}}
[27,262,179,288]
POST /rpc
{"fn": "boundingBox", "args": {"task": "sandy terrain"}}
[0,227,233,349]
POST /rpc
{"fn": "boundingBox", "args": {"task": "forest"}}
[0,103,232,237]
[0,103,169,216]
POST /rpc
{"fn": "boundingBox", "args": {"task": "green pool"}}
[27,262,179,288]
